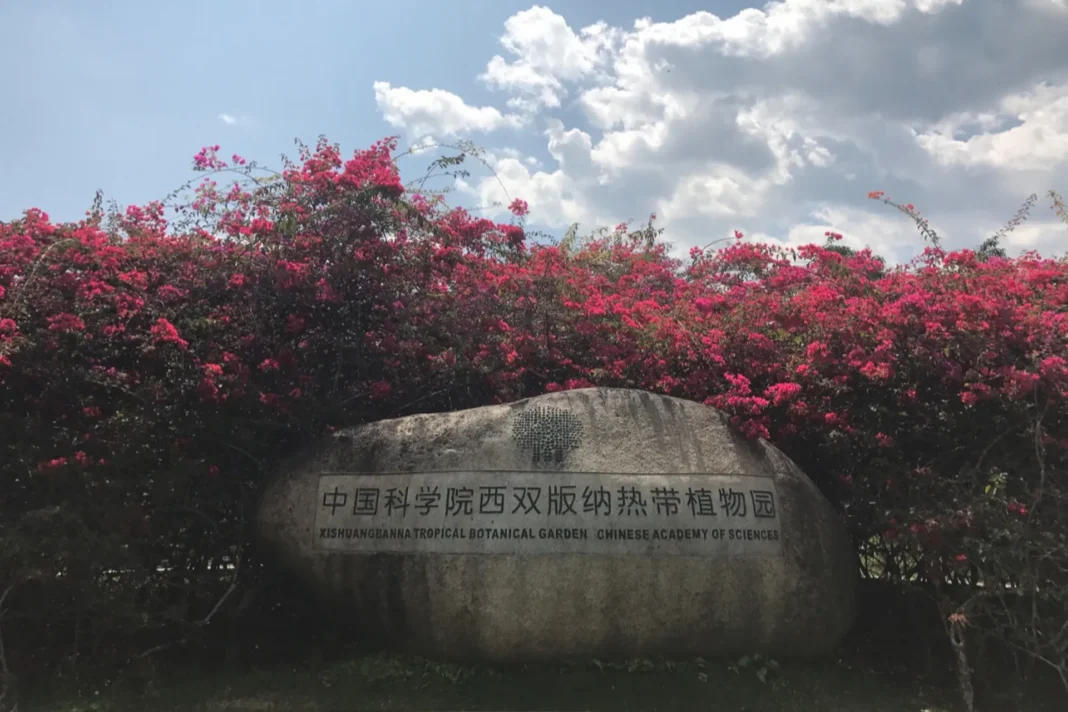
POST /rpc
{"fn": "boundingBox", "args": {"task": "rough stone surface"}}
[256,388,857,662]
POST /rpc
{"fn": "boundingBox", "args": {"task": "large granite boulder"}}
[256,388,856,662]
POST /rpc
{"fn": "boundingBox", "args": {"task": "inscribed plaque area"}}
[314,472,783,557]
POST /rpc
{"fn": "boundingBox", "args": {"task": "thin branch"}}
[135,637,188,660]
[966,426,1017,488]
[1032,396,1050,501]
[396,388,451,415]
[0,237,80,320]
[0,586,11,620]
[197,438,265,470]
[197,487,248,629]
[196,581,238,628]
[136,544,242,659]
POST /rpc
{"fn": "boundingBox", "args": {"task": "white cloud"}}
[545,120,595,176]
[659,169,771,220]
[218,113,239,125]
[375,1,1068,263]
[372,82,523,138]
[479,6,621,111]
[458,151,586,228]
[781,204,936,261]
[614,0,966,62]
[915,82,1068,170]
[1003,219,1068,253]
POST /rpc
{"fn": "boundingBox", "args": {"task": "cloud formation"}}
[374,1,1068,263]
[373,82,524,138]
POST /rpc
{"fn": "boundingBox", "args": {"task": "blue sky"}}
[1,0,743,222]
[4,1,1068,263]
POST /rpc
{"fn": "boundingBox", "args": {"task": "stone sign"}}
[257,387,857,661]
[315,472,783,556]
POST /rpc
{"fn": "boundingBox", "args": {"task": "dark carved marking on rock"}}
[511,406,584,466]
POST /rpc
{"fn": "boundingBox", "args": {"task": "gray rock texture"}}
[256,387,856,662]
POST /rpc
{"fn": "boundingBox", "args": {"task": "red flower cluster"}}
[2,137,1066,672]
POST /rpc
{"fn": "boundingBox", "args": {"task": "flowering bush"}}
[0,136,1066,699]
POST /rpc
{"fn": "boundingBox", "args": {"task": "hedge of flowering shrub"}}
[0,136,1066,698]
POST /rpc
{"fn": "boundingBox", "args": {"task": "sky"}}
[3,0,1068,265]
